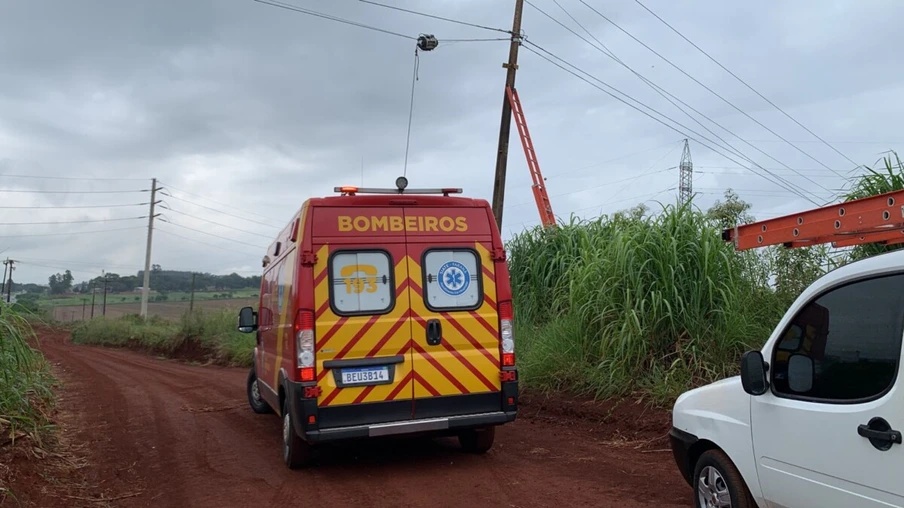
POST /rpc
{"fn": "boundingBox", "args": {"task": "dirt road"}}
[24,330,692,508]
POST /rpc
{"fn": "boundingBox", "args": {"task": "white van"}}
[669,249,904,508]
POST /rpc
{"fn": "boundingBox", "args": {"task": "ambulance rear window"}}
[423,249,482,311]
[329,250,395,315]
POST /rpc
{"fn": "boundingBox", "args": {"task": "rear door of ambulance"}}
[309,205,415,428]
[403,206,503,419]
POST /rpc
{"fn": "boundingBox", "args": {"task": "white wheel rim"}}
[251,379,261,403]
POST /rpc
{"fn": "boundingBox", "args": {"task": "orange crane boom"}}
[724,189,904,250]
[506,86,556,228]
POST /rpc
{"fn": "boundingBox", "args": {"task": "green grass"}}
[71,309,255,367]
[35,288,259,308]
[0,304,56,447]
[508,201,786,404]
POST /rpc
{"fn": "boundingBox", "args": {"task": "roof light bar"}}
[334,187,463,196]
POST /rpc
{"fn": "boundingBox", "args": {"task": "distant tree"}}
[48,270,74,294]
[706,188,754,230]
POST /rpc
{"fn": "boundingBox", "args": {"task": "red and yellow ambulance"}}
[238,178,518,468]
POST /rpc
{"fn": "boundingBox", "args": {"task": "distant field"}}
[38,288,259,308]
[51,297,258,322]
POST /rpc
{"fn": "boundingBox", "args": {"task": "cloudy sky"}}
[2,0,903,285]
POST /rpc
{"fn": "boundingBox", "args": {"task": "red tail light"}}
[499,301,515,368]
[295,310,316,382]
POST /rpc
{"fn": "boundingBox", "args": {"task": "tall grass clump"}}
[71,310,254,367]
[508,201,782,402]
[0,305,55,445]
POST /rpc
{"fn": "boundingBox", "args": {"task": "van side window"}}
[423,249,482,311]
[330,251,394,315]
[771,273,904,402]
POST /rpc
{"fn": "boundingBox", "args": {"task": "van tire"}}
[282,400,312,469]
[247,368,273,414]
[693,449,755,508]
[458,426,495,454]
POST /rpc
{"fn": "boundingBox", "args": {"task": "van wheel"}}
[247,369,273,414]
[282,400,312,469]
[693,450,755,508]
[459,426,495,454]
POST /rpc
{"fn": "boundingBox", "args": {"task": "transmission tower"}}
[678,139,693,203]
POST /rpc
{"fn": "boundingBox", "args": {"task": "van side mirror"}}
[740,350,769,396]
[238,306,258,333]
[787,354,815,393]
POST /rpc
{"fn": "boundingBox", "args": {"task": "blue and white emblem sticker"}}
[437,261,470,296]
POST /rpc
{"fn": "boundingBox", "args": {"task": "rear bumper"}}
[669,426,698,486]
[306,410,517,443]
[287,379,519,443]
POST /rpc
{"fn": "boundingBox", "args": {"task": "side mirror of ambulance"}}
[740,350,769,396]
[237,306,258,333]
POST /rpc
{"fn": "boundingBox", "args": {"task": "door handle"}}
[426,319,442,346]
[858,417,902,451]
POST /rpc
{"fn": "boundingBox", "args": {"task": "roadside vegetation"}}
[0,305,56,448]
[511,151,903,404]
[71,309,254,367]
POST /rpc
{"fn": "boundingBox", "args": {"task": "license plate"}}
[341,366,390,386]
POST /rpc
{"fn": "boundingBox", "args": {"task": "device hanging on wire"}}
[417,34,438,51]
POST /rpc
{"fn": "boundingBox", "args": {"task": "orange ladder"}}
[506,86,556,228]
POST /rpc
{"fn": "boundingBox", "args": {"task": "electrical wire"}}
[575,0,843,177]
[0,202,148,209]
[357,0,511,34]
[156,181,281,223]
[505,167,673,209]
[158,219,267,249]
[0,173,148,181]
[17,257,140,271]
[402,46,419,178]
[156,227,262,257]
[253,0,415,40]
[0,188,148,194]
[0,216,147,226]
[160,193,279,229]
[521,42,820,206]
[159,206,273,239]
[533,0,835,195]
[0,226,145,239]
[633,0,858,167]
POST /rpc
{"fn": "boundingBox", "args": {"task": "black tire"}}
[282,399,313,469]
[692,449,756,508]
[247,368,273,414]
[458,426,495,454]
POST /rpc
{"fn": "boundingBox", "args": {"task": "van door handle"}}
[425,319,442,346]
[858,417,902,451]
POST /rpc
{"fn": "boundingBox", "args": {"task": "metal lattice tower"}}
[678,139,693,203]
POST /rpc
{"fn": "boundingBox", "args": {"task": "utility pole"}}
[140,178,159,318]
[1,258,8,296]
[189,272,197,313]
[90,281,96,319]
[5,259,14,303]
[679,139,694,204]
[491,0,525,231]
[82,298,87,320]
[102,270,108,317]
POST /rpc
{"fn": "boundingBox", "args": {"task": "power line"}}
[160,192,280,229]
[0,188,148,194]
[0,226,145,239]
[357,0,511,34]
[530,0,835,195]
[633,0,858,167]
[506,167,674,209]
[253,0,414,40]
[17,257,140,271]
[157,181,281,223]
[0,216,147,226]
[0,173,148,181]
[159,206,273,239]
[156,227,262,257]
[158,219,267,249]
[0,202,148,209]
[521,42,820,206]
[575,0,844,177]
